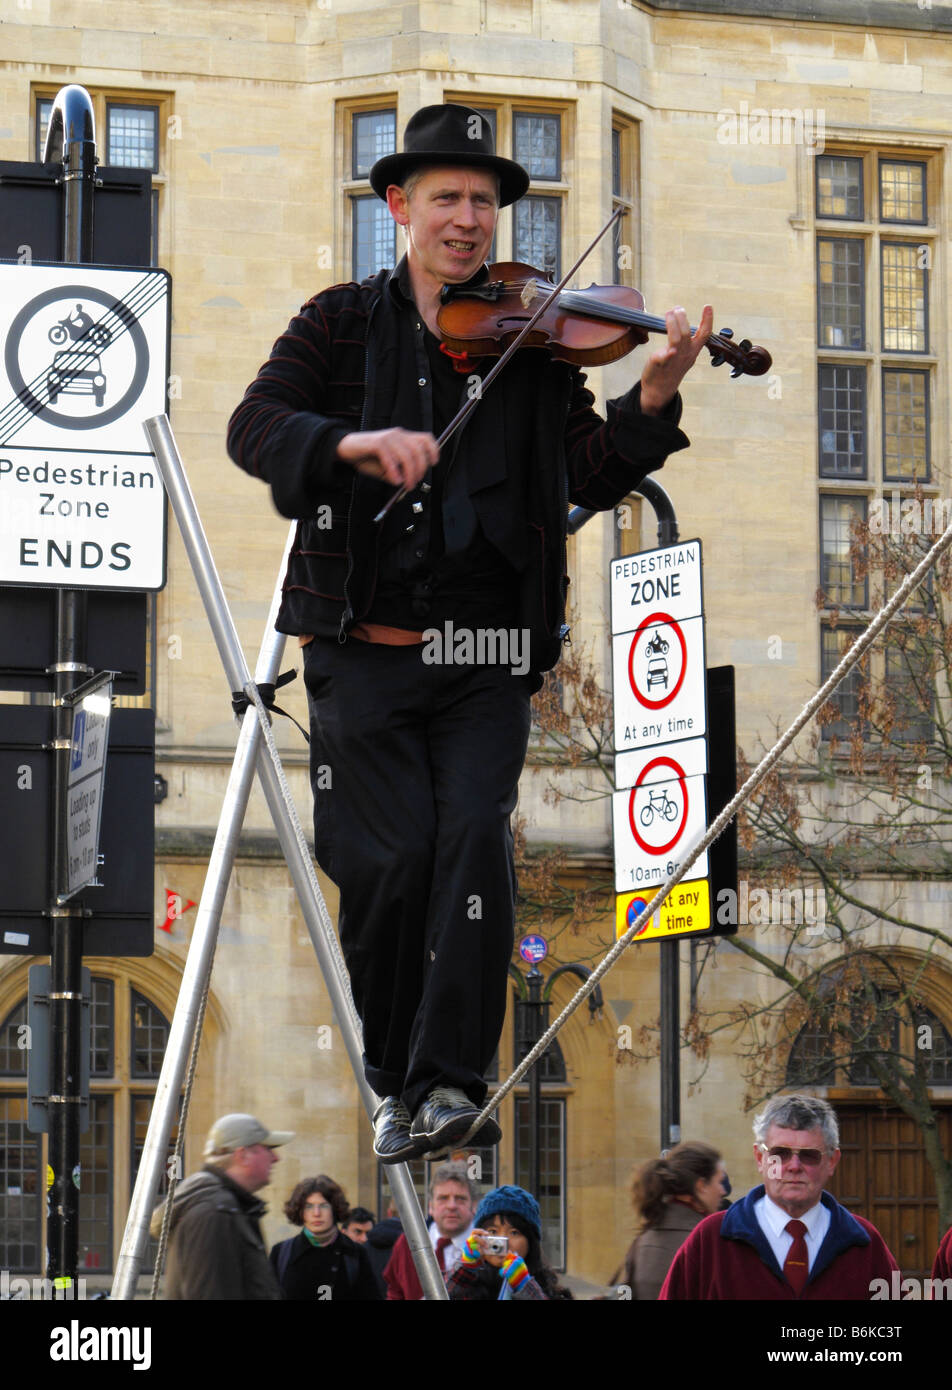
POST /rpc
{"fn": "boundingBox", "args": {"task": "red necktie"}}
[435,1236,452,1273]
[783,1219,809,1296]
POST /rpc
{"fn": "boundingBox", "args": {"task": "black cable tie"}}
[231,668,310,744]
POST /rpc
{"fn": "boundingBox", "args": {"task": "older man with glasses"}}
[659,1094,898,1300]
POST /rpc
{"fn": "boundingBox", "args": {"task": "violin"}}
[438,263,772,379]
[374,209,771,522]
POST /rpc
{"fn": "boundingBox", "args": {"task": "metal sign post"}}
[0,82,163,1289]
[43,84,97,1291]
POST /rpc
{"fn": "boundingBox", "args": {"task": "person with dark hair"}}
[621,1141,726,1299]
[366,1198,403,1297]
[340,1205,375,1245]
[660,1095,898,1300]
[447,1185,571,1301]
[270,1175,380,1301]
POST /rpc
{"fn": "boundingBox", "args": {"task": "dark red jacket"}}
[659,1186,898,1300]
[932,1226,952,1284]
[383,1231,426,1300]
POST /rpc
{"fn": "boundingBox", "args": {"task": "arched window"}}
[0,1000,40,1273]
[787,987,952,1087]
[0,976,178,1278]
[514,1033,567,1268]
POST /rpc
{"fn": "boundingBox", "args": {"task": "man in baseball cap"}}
[151,1113,293,1299]
[203,1112,295,1158]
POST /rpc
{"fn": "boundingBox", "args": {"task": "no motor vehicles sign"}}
[0,263,170,590]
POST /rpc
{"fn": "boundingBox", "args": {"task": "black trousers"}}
[303,637,532,1115]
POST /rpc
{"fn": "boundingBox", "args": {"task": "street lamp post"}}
[510,959,603,1206]
[525,965,547,1198]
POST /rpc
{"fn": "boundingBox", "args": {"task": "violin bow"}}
[372,206,625,524]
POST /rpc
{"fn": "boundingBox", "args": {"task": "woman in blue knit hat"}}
[446,1185,572,1301]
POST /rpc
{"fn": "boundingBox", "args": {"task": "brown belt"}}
[299,625,425,647]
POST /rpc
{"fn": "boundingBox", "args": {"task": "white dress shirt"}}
[754,1192,830,1274]
[429,1220,475,1275]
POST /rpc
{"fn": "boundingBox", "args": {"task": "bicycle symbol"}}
[639,787,679,827]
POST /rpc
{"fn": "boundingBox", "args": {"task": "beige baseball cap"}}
[203,1113,295,1157]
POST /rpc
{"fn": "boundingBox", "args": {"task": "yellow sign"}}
[46,1163,54,1190]
[616,878,711,942]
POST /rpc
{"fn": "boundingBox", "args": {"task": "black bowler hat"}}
[369,104,529,207]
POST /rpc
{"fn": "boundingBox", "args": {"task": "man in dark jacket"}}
[365,1199,403,1296]
[150,1112,293,1300]
[228,104,711,1165]
[659,1095,898,1300]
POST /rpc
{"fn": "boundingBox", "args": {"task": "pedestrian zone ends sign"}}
[0,262,170,590]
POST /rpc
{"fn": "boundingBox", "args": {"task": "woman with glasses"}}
[270,1175,381,1300]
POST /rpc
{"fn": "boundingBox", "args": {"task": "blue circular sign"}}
[519,934,548,964]
[626,897,651,936]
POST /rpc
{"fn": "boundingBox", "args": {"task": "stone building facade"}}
[1,0,951,1291]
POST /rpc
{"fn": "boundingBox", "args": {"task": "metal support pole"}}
[636,477,679,548]
[641,482,682,1152]
[121,415,446,1301]
[112,549,291,1299]
[526,967,542,1200]
[44,83,96,1287]
[569,476,679,546]
[660,944,681,1151]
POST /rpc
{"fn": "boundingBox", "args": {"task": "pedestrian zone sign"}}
[611,540,713,941]
[0,262,170,590]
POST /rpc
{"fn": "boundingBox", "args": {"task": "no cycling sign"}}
[0,262,170,590]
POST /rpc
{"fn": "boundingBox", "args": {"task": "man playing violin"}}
[228,104,711,1163]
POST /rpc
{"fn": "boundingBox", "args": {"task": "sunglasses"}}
[757,1144,826,1167]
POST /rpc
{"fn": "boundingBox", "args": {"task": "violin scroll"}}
[707,327,772,378]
